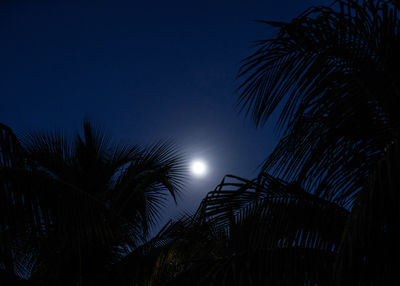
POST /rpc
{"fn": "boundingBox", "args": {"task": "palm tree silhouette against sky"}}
[108,1,400,285]
[237,0,400,284]
[238,0,400,207]
[149,174,348,286]
[2,0,400,285]
[0,121,185,285]
[0,0,329,222]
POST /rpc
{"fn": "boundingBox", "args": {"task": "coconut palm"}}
[125,148,400,285]
[107,2,400,284]
[189,174,348,286]
[238,0,400,206]
[112,173,348,286]
[238,0,400,283]
[0,121,185,285]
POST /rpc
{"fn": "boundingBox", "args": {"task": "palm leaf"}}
[140,173,348,286]
[1,121,186,285]
[238,0,400,205]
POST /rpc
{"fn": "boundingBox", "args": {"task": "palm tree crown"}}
[0,121,185,285]
[239,0,400,206]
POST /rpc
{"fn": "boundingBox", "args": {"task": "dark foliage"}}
[239,0,400,206]
[2,0,400,285]
[112,174,348,285]
[0,121,185,285]
[236,0,400,284]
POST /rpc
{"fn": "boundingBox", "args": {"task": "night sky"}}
[0,0,328,232]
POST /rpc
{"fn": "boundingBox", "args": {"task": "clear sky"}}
[0,0,329,232]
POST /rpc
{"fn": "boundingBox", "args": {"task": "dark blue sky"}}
[0,0,328,231]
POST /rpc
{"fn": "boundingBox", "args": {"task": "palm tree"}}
[0,121,185,285]
[108,2,400,284]
[238,0,400,283]
[118,173,348,286]
[239,0,400,205]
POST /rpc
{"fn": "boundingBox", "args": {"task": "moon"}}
[191,160,207,177]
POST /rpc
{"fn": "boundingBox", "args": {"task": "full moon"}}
[191,160,207,177]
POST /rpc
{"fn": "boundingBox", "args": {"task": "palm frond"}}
[111,141,186,242]
[139,173,348,286]
[1,121,186,284]
[238,0,400,204]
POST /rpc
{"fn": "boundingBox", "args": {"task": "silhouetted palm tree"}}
[108,173,347,286]
[3,0,400,285]
[0,121,185,285]
[238,0,400,283]
[239,0,400,205]
[105,1,400,285]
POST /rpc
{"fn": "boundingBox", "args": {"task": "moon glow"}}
[191,160,207,177]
